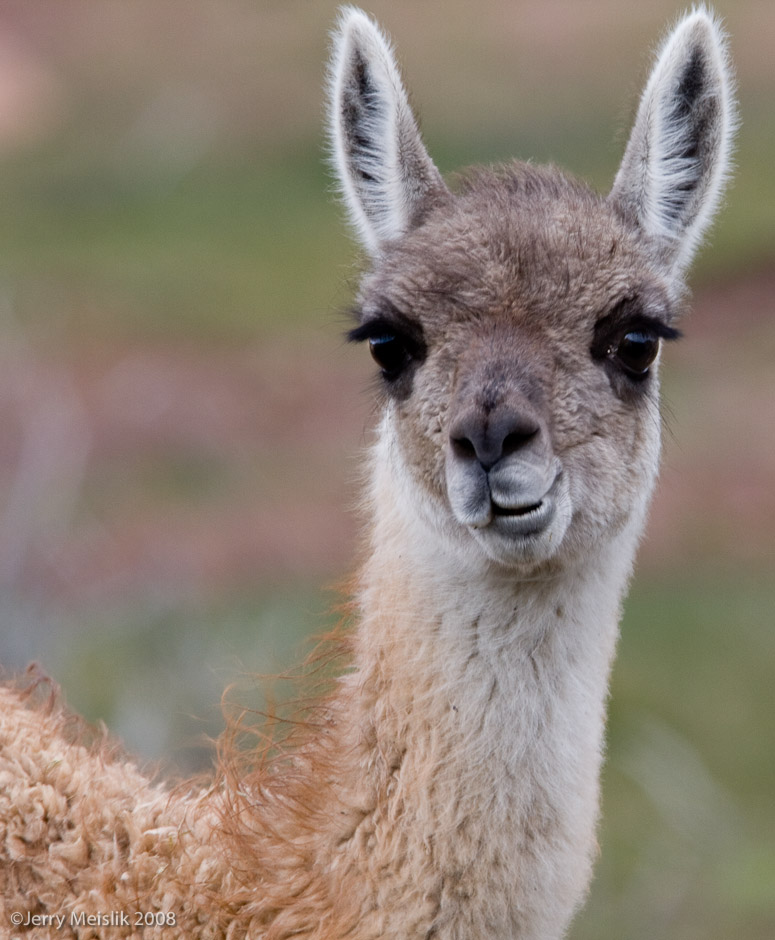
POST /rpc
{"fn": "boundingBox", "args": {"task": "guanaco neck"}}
[324,431,647,938]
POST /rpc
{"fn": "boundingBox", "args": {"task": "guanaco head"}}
[329,7,734,570]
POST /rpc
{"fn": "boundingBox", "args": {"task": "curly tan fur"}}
[0,680,231,938]
[0,664,366,939]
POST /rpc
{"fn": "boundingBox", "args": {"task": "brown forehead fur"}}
[359,162,676,336]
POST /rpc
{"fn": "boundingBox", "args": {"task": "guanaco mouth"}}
[491,500,543,518]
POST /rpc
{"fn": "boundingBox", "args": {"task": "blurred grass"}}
[0,146,352,341]
[51,582,340,773]
[576,573,775,939]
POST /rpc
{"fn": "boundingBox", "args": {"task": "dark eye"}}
[609,330,660,377]
[368,334,412,379]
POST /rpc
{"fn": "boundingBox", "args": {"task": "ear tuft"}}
[327,7,447,255]
[610,7,737,274]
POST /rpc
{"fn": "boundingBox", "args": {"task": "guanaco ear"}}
[609,8,736,274]
[328,7,448,255]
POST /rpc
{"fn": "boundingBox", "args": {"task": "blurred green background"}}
[0,1,772,936]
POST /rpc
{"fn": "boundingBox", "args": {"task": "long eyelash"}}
[597,293,683,343]
[637,317,683,341]
[347,316,399,344]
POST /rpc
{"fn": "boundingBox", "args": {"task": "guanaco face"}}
[330,7,734,572]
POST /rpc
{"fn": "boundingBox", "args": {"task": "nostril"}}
[451,436,478,461]
[502,426,539,458]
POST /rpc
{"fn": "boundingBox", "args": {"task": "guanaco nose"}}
[449,406,542,471]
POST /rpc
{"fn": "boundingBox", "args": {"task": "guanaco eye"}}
[609,330,660,377]
[368,334,411,379]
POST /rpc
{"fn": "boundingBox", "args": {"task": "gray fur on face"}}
[354,165,672,567]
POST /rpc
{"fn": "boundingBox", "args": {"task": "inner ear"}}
[609,10,735,274]
[328,8,448,255]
